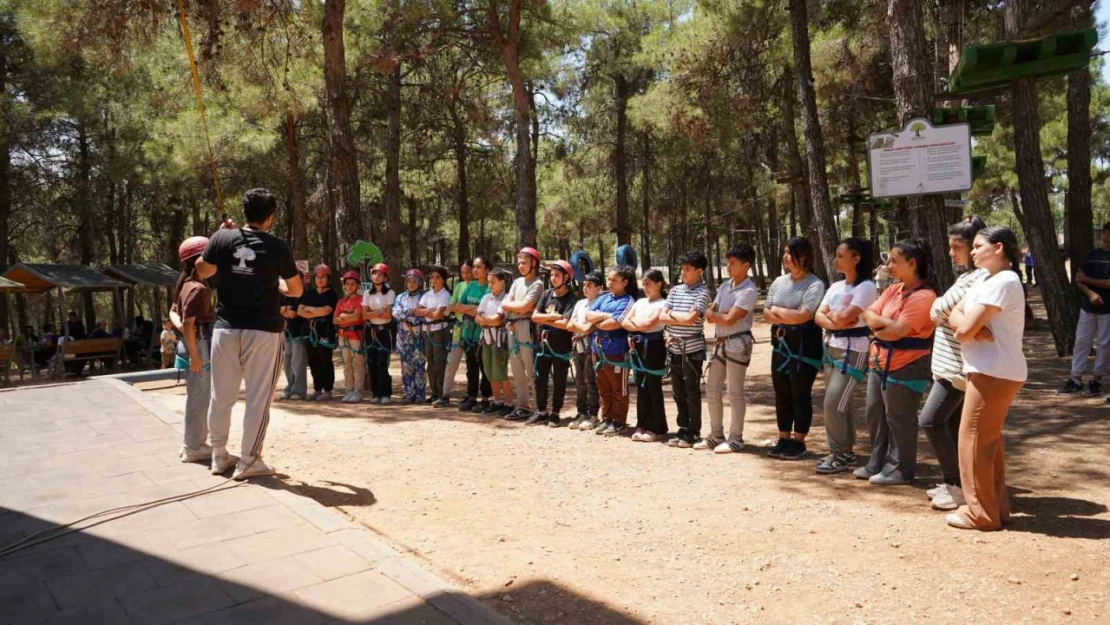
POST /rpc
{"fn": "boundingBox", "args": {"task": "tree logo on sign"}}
[910,121,927,139]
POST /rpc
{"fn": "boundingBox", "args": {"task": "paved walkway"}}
[0,379,514,625]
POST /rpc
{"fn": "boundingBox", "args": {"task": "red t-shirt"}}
[334,294,364,340]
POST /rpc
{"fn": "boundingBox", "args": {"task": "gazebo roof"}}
[0,263,130,294]
[0,276,25,292]
[102,264,179,288]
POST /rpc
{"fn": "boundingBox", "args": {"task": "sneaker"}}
[482,401,503,415]
[781,439,807,460]
[666,429,690,447]
[210,449,239,475]
[594,419,613,434]
[349,391,363,403]
[714,439,744,454]
[639,430,658,443]
[568,415,585,430]
[926,483,947,499]
[369,397,382,405]
[319,391,333,401]
[282,390,292,400]
[580,417,599,432]
[180,444,212,464]
[432,397,450,408]
[233,456,277,481]
[524,411,547,425]
[869,470,912,485]
[307,391,321,401]
[931,485,966,510]
[424,396,435,404]
[1061,378,1084,394]
[546,413,563,428]
[853,466,880,480]
[458,397,476,412]
[674,433,694,449]
[379,397,391,405]
[603,422,625,436]
[692,439,711,450]
[507,408,534,422]
[631,428,645,442]
[472,399,491,413]
[767,438,790,458]
[1089,380,1104,396]
[815,452,856,474]
[498,404,515,417]
[945,512,976,530]
[288,393,304,401]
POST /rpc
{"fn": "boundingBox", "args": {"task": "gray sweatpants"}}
[508,321,536,408]
[443,345,465,397]
[705,344,751,443]
[283,338,308,397]
[864,357,931,479]
[180,337,211,451]
[208,329,284,462]
[822,346,868,454]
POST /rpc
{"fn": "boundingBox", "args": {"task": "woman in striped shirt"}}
[920,216,988,510]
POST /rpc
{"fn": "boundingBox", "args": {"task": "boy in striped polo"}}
[661,251,712,448]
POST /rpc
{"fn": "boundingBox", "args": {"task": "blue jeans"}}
[178,338,211,450]
[283,338,308,397]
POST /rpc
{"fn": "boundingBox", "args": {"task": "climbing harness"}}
[869,336,933,393]
[507,319,539,357]
[307,320,337,350]
[628,332,667,386]
[822,326,871,383]
[771,323,824,373]
[710,330,754,367]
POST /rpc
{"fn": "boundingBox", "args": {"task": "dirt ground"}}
[145,293,1109,625]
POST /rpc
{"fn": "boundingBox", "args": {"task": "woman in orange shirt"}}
[856,238,938,485]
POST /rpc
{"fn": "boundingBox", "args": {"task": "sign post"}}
[867,118,972,199]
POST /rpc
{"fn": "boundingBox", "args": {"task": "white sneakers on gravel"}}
[180,444,212,464]
[210,449,239,475]
[233,456,277,481]
[926,483,946,499]
[931,485,965,511]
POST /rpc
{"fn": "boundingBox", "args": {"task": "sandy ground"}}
[143,294,1110,625]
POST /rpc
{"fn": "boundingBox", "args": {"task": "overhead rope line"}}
[176,0,227,221]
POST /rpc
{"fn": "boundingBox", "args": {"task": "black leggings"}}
[770,328,822,435]
[367,325,393,399]
[465,344,492,399]
[634,339,668,435]
[535,353,571,413]
[306,343,336,392]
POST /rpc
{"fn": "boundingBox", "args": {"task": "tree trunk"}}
[1066,66,1092,280]
[286,112,309,259]
[780,69,808,245]
[888,0,955,291]
[76,121,96,332]
[449,104,471,262]
[407,196,418,268]
[384,61,404,282]
[1006,0,1079,356]
[639,131,652,270]
[488,0,536,249]
[847,116,865,239]
[613,74,631,247]
[0,35,9,333]
[322,0,363,253]
[786,0,838,280]
[869,202,879,250]
[762,130,782,276]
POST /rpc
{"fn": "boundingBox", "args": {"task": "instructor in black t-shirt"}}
[196,188,303,480]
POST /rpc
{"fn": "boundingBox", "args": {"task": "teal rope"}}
[507,321,538,357]
[628,342,666,387]
[823,343,867,383]
[773,338,822,373]
[869,353,930,394]
[592,336,632,371]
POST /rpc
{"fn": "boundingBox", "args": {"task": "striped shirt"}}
[766,273,826,315]
[664,282,711,354]
[929,268,987,386]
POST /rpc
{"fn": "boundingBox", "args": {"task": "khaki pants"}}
[956,373,1024,530]
[339,337,365,394]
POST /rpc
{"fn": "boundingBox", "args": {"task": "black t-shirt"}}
[202,227,298,332]
[536,288,579,353]
[281,296,305,337]
[299,288,338,340]
[1081,248,1110,314]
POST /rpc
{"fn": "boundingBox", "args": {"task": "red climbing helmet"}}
[314,264,331,277]
[371,263,389,276]
[404,268,424,282]
[518,247,541,264]
[551,260,574,279]
[341,270,360,283]
[178,236,209,263]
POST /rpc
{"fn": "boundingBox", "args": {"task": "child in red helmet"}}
[334,270,366,403]
[415,266,453,405]
[299,264,338,401]
[171,236,216,464]
[500,247,544,421]
[529,260,579,426]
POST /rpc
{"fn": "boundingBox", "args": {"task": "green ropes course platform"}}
[948,28,1097,95]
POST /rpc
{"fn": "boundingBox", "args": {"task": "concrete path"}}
[0,380,514,625]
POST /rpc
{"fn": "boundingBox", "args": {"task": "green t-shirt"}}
[450,280,471,342]
[459,280,491,344]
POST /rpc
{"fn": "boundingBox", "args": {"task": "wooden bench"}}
[51,338,123,378]
[0,344,13,386]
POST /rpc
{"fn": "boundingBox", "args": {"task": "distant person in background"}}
[1023,248,1035,286]
[89,321,110,338]
[110,321,124,338]
[160,318,176,368]
[36,323,57,369]
[65,311,87,340]
[124,315,149,363]
[1063,222,1110,397]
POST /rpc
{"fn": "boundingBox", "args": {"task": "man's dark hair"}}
[678,250,709,271]
[726,244,756,265]
[583,270,604,286]
[243,188,278,225]
[134,316,144,323]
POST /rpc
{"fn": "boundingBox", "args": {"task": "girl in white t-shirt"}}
[622,270,670,442]
[945,226,1027,532]
[814,238,877,474]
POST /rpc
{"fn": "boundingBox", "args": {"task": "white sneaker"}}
[714,439,744,454]
[349,391,363,403]
[210,449,239,475]
[233,456,277,481]
[639,431,658,443]
[926,483,946,499]
[180,444,212,463]
[319,391,333,401]
[692,439,712,450]
[380,397,390,405]
[931,485,965,511]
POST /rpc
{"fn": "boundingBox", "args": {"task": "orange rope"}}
[176,0,226,218]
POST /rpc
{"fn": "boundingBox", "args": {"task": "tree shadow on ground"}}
[0,506,646,625]
[1007,495,1110,539]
